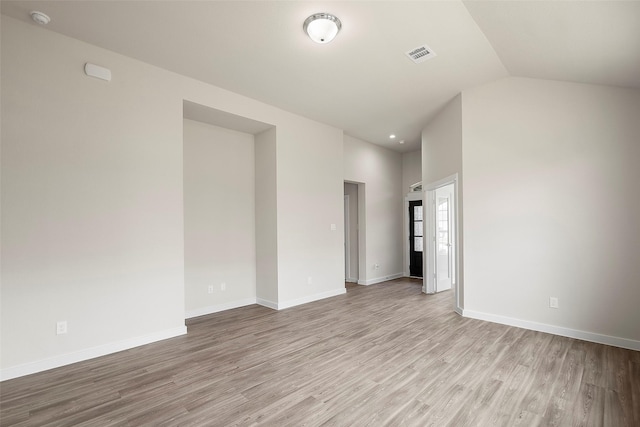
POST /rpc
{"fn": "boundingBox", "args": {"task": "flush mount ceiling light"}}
[30,11,50,25]
[303,13,342,44]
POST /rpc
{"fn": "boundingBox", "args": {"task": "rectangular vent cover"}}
[406,44,436,64]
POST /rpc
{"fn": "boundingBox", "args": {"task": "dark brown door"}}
[409,200,423,277]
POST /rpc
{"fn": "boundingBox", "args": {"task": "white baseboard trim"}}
[462,309,640,352]
[360,272,404,286]
[185,298,257,319]
[345,278,358,283]
[256,297,278,310]
[0,326,187,382]
[278,288,346,310]
[257,289,347,311]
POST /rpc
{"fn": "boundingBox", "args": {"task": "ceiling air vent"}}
[405,44,436,64]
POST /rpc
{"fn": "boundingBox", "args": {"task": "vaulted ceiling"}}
[2,1,639,153]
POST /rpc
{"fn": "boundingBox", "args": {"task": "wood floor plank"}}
[1,278,638,426]
[630,360,640,426]
[571,382,605,427]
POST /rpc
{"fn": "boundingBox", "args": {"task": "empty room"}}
[1,1,639,426]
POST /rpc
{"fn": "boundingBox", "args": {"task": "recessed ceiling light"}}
[389,134,396,139]
[399,140,405,144]
[30,11,50,25]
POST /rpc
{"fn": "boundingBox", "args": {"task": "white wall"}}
[462,77,640,347]
[183,120,256,317]
[275,122,346,307]
[255,128,279,306]
[402,150,422,194]
[422,95,462,184]
[1,16,345,379]
[344,135,403,285]
[1,16,186,374]
[422,95,464,304]
[344,182,359,282]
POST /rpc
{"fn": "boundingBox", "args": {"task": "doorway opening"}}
[424,175,460,313]
[344,182,362,285]
[404,184,423,278]
[408,200,423,278]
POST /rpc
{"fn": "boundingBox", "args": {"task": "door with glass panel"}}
[409,200,423,277]
[435,185,454,292]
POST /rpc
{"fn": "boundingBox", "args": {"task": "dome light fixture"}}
[303,13,342,44]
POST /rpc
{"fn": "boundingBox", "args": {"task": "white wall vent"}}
[405,44,436,64]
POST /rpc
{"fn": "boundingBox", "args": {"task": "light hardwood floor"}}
[1,278,639,426]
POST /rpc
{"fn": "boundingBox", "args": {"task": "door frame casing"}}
[404,190,423,278]
[423,174,461,313]
[344,194,351,282]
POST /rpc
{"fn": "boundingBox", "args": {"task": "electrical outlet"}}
[221,282,226,291]
[207,285,214,294]
[549,297,559,309]
[374,264,380,270]
[307,276,312,285]
[56,321,68,335]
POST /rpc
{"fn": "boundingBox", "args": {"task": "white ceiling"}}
[2,1,639,153]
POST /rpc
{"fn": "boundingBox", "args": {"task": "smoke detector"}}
[30,11,51,25]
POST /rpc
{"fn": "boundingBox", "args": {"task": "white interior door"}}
[435,184,454,292]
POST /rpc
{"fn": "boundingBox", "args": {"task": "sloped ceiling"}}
[2,1,639,153]
[464,0,640,90]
